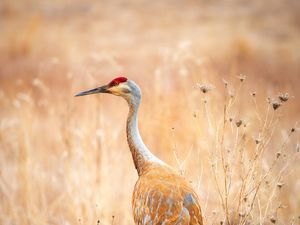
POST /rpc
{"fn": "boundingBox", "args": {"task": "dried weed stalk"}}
[203,77,298,225]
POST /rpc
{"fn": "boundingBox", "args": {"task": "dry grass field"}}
[0,0,300,224]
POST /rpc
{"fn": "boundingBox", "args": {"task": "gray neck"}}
[126,96,165,176]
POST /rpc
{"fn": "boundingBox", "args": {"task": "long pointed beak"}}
[74,85,110,97]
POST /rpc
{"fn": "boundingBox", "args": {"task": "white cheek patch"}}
[109,86,121,93]
[110,83,130,94]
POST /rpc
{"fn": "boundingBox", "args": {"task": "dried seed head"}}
[224,164,228,170]
[277,182,284,189]
[239,212,245,217]
[267,97,272,104]
[222,79,228,87]
[291,127,295,133]
[237,74,246,82]
[278,93,289,102]
[270,217,276,223]
[278,204,287,209]
[276,152,281,158]
[255,139,261,144]
[229,117,233,122]
[197,83,213,93]
[272,101,282,110]
[251,92,256,97]
[236,119,243,127]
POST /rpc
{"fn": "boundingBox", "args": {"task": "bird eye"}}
[112,82,118,86]
[109,81,119,87]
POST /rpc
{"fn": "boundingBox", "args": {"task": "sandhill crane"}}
[75,77,203,225]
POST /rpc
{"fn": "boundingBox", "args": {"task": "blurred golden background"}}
[0,0,299,224]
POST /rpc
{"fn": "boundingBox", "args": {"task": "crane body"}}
[75,77,203,225]
[133,164,203,224]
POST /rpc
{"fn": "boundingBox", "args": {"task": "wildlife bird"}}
[75,77,203,225]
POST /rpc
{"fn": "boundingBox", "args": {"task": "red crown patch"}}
[109,77,128,87]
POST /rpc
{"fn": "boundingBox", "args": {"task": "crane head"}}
[75,77,140,99]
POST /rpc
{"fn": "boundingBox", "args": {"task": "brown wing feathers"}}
[132,165,203,225]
